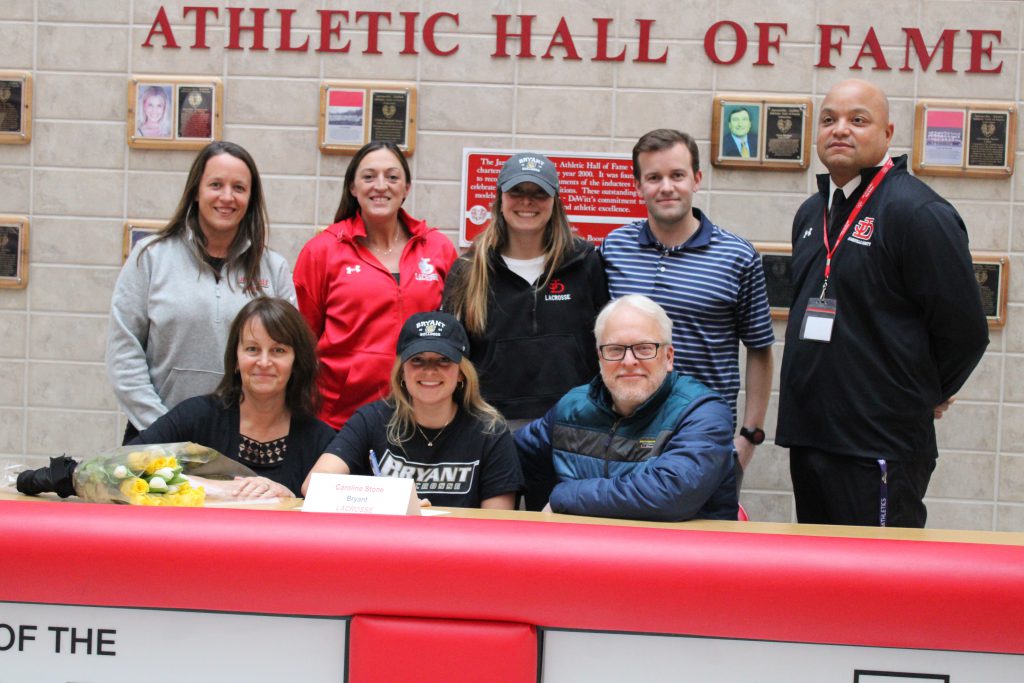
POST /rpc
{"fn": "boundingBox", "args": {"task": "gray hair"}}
[594,295,673,345]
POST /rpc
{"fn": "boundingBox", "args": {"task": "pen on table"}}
[369,449,382,476]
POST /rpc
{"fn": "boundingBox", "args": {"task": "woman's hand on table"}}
[232,476,293,499]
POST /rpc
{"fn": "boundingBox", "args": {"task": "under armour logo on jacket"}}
[346,265,361,274]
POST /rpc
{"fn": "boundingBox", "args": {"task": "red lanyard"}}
[820,158,893,296]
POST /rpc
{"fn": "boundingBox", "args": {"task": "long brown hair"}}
[333,141,412,223]
[384,356,503,445]
[446,190,576,336]
[215,297,321,418]
[139,141,269,296]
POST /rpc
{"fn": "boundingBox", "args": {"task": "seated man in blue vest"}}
[514,294,737,521]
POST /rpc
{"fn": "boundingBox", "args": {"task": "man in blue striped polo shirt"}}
[601,129,775,484]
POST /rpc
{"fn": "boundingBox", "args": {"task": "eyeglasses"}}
[407,356,455,370]
[506,188,552,202]
[598,343,664,361]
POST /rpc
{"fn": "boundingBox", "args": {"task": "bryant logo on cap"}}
[416,320,445,337]
[519,156,545,172]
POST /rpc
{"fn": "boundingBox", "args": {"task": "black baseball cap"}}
[397,311,470,363]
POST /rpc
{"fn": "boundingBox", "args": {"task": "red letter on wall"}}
[182,6,217,49]
[543,17,582,60]
[278,9,310,52]
[593,18,626,62]
[424,12,459,56]
[754,22,787,66]
[142,6,180,48]
[968,29,1003,73]
[635,19,668,63]
[816,24,851,68]
[704,21,747,65]
[317,10,351,53]
[355,11,391,55]
[901,28,957,72]
[851,27,891,70]
[400,12,419,55]
[227,7,268,50]
[493,14,535,58]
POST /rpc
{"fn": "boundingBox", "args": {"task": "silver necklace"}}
[368,227,402,256]
[415,419,452,447]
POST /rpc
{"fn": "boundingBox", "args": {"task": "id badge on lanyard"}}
[800,160,893,344]
[800,298,836,342]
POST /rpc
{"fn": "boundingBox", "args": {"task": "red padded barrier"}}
[349,615,536,683]
[2,500,1023,655]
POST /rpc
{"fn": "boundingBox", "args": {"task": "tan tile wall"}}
[1,0,1022,530]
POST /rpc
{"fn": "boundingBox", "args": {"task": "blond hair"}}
[385,356,504,444]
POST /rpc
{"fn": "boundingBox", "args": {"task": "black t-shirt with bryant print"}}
[323,400,523,508]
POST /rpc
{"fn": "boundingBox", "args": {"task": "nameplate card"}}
[301,473,420,516]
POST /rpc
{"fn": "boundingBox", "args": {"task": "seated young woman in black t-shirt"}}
[302,312,522,508]
[130,297,335,498]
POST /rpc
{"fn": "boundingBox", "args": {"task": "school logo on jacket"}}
[378,450,478,495]
[850,216,875,245]
[415,257,440,282]
[545,278,571,302]
[237,276,270,289]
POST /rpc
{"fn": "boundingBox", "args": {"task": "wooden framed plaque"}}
[912,100,1016,178]
[0,215,29,289]
[754,242,1009,328]
[972,252,1009,328]
[712,94,812,170]
[753,242,794,320]
[128,75,223,150]
[0,71,31,145]
[122,220,165,262]
[319,80,417,156]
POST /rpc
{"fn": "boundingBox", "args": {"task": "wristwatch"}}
[739,426,766,445]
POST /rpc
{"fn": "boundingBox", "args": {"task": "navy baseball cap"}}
[397,312,470,363]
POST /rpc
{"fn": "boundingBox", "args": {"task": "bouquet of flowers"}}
[73,443,209,506]
[15,442,224,507]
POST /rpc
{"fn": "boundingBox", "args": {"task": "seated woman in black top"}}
[303,311,522,508]
[131,297,335,498]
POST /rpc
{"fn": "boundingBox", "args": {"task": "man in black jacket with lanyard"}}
[776,79,989,528]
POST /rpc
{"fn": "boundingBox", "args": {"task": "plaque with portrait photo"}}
[0,216,29,289]
[913,100,1016,178]
[320,80,417,156]
[134,84,174,140]
[712,94,811,171]
[719,102,761,161]
[0,71,31,145]
[128,76,222,150]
